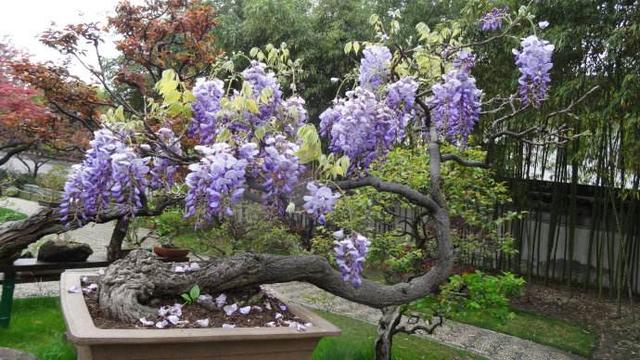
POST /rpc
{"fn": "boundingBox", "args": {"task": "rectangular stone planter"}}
[60,270,340,360]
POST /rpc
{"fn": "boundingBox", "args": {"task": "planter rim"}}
[60,270,341,345]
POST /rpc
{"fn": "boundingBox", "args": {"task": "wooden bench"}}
[0,258,110,328]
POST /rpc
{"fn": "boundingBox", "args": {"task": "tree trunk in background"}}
[107,217,130,262]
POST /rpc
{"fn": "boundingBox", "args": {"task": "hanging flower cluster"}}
[513,35,554,107]
[320,46,418,170]
[429,69,482,144]
[60,129,149,225]
[358,45,392,89]
[302,182,340,224]
[188,78,224,144]
[150,127,182,190]
[452,50,476,73]
[334,230,370,288]
[184,144,248,225]
[479,7,508,31]
[260,135,303,211]
[110,147,150,217]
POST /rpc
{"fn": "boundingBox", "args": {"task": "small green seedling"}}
[181,284,200,305]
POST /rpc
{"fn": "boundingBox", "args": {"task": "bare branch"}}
[441,153,490,168]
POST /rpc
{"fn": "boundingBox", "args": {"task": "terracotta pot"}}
[153,246,189,259]
[60,271,340,360]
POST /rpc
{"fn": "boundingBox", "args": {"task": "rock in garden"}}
[37,239,93,262]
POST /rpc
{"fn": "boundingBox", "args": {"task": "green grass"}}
[0,207,27,224]
[0,297,481,360]
[0,297,75,360]
[313,311,483,360]
[448,308,596,357]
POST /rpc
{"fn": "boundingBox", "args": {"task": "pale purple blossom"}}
[513,35,554,107]
[480,7,508,31]
[429,69,482,144]
[189,78,224,144]
[303,182,340,224]
[358,45,392,89]
[184,144,248,225]
[334,231,370,288]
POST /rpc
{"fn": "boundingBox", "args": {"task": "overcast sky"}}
[0,0,122,83]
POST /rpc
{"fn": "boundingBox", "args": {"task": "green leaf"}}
[344,41,352,54]
[190,285,200,300]
[181,293,192,303]
[353,41,360,54]
[249,47,259,57]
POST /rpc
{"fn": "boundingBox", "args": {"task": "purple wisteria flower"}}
[60,129,149,225]
[513,35,554,107]
[334,230,370,288]
[260,135,303,212]
[242,61,283,125]
[319,79,416,169]
[110,147,150,217]
[302,182,340,224]
[189,78,224,144]
[150,127,182,190]
[429,69,482,144]
[358,45,392,89]
[479,7,508,31]
[452,50,476,73]
[280,95,308,136]
[386,77,419,114]
[184,144,248,225]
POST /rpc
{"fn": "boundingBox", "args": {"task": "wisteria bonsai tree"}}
[51,3,595,359]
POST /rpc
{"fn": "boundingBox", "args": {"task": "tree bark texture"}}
[98,249,454,323]
[107,217,130,262]
[374,306,402,360]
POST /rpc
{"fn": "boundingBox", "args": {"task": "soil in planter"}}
[83,283,307,330]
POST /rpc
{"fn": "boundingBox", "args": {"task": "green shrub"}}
[412,271,525,322]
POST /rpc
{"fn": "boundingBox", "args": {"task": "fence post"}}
[0,270,17,328]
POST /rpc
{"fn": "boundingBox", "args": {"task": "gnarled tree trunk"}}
[374,306,402,360]
[98,249,454,323]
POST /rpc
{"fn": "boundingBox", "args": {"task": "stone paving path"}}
[3,198,583,360]
[267,282,585,360]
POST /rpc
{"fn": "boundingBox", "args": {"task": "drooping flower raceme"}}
[452,50,476,74]
[513,35,554,107]
[60,129,146,225]
[334,230,370,288]
[110,147,150,217]
[479,7,508,31]
[429,69,482,144]
[358,45,392,89]
[319,78,417,169]
[150,127,182,190]
[260,135,303,211]
[302,182,340,224]
[189,78,224,144]
[184,144,248,225]
[241,61,283,126]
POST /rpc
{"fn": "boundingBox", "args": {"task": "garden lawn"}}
[0,297,481,360]
[0,207,27,224]
[448,308,596,357]
[0,297,74,360]
[313,310,483,360]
